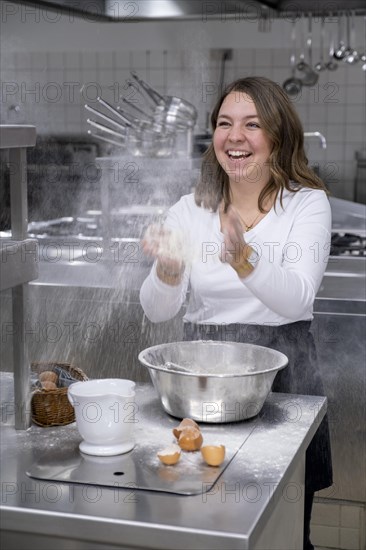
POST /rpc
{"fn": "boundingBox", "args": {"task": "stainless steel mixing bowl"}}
[138,341,288,423]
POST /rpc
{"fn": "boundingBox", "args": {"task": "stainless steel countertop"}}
[0,373,327,549]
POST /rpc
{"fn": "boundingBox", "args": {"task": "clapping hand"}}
[141,224,185,284]
[220,206,254,278]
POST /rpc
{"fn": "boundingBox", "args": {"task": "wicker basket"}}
[31,362,88,427]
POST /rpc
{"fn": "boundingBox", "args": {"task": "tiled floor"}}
[311,499,366,550]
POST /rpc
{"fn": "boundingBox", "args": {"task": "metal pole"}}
[9,147,31,430]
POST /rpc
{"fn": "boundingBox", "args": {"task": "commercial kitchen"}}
[0,1,365,549]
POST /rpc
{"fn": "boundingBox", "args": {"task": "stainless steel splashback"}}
[330,197,366,235]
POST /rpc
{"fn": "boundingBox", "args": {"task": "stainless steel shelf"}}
[0,124,37,430]
[0,239,38,292]
[0,125,36,149]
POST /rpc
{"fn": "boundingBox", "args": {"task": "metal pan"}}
[130,70,165,106]
[87,131,125,149]
[130,71,197,126]
[84,104,127,132]
[86,118,126,140]
[161,96,197,122]
[119,96,154,123]
[96,96,133,127]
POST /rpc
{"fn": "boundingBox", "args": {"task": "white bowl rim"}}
[68,378,136,397]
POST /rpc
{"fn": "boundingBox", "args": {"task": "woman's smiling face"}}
[213,91,273,188]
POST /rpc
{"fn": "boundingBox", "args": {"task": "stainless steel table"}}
[0,373,327,550]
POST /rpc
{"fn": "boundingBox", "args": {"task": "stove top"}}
[4,215,366,259]
[26,207,165,241]
[330,232,366,257]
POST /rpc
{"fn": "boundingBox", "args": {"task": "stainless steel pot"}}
[138,341,288,423]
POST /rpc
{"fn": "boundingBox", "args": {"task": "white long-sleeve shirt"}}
[140,186,331,325]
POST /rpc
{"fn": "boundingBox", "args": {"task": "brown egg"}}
[41,381,57,391]
[39,371,58,384]
[157,444,181,465]
[178,427,203,451]
[173,418,201,439]
[201,445,226,467]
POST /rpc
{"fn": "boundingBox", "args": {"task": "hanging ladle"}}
[325,28,338,70]
[296,14,308,72]
[334,13,351,60]
[361,52,366,71]
[361,16,366,71]
[283,19,303,96]
[345,11,359,64]
[315,17,327,71]
[297,14,318,86]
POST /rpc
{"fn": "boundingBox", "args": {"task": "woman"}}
[140,76,333,550]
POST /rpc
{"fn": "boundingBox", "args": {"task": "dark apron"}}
[183,320,333,493]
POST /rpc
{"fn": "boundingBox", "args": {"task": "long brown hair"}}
[195,76,328,212]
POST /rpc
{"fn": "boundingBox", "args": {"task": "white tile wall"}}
[1,47,365,201]
[312,499,366,550]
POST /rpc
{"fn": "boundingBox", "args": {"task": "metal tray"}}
[27,386,258,495]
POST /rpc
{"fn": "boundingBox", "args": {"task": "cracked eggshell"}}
[178,427,203,451]
[173,418,201,440]
[157,444,181,465]
[201,445,226,466]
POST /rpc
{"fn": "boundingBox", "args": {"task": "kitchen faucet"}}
[304,131,327,149]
